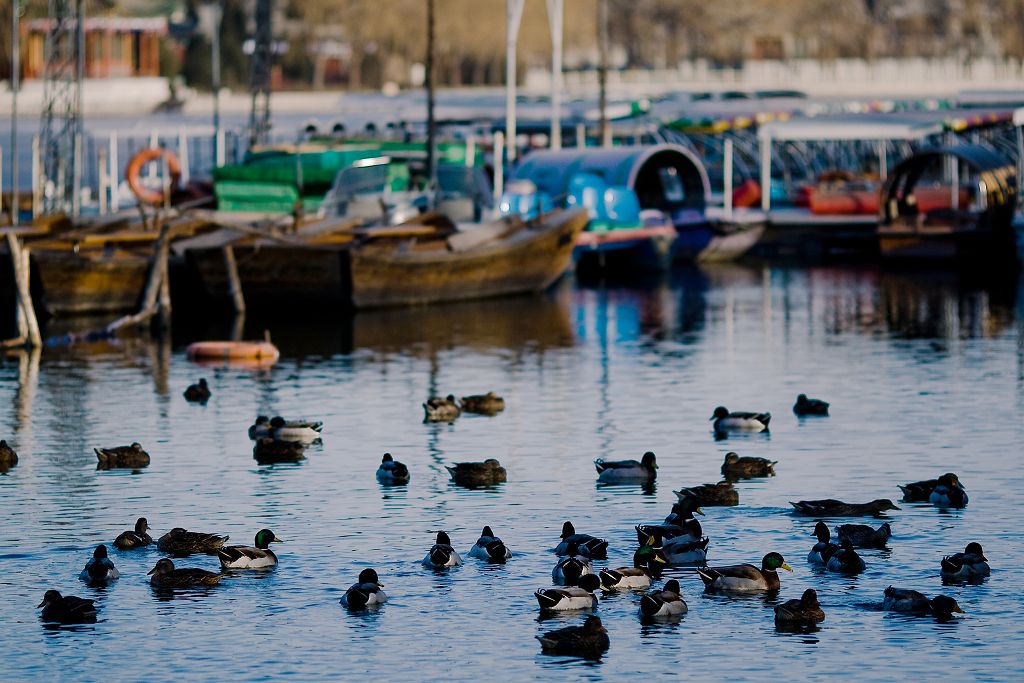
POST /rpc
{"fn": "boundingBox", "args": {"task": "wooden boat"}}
[878,145,1017,262]
[349,207,587,308]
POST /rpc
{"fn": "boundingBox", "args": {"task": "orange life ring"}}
[125,148,182,206]
[186,341,280,362]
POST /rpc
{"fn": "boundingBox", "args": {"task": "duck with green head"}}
[599,537,667,590]
[698,552,792,592]
[941,542,990,580]
[217,529,282,569]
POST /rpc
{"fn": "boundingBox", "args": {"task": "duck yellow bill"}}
[273,537,283,543]
[781,563,793,572]
[694,507,705,516]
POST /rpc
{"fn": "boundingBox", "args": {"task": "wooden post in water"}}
[222,244,246,314]
[4,232,42,348]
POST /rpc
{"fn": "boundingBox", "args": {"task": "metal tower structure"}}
[248,0,273,147]
[38,0,84,216]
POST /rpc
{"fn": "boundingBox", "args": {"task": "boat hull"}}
[574,226,676,274]
[32,249,149,316]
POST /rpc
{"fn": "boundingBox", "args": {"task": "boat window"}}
[658,167,686,202]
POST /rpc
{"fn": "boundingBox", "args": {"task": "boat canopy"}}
[758,114,944,142]
[513,144,710,212]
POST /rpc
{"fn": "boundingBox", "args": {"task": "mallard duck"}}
[217,529,282,569]
[941,542,990,580]
[599,538,667,590]
[639,579,688,617]
[808,521,839,565]
[38,590,96,624]
[710,406,770,433]
[552,542,593,584]
[0,439,18,469]
[94,442,150,469]
[721,452,776,480]
[467,526,512,562]
[698,552,792,592]
[662,536,710,565]
[148,558,222,587]
[80,545,119,583]
[595,451,657,484]
[248,416,323,442]
[536,615,609,658]
[793,394,829,416]
[835,522,891,549]
[253,437,306,464]
[340,568,387,609]
[459,392,505,415]
[825,539,865,574]
[554,522,608,559]
[114,517,152,550]
[445,459,506,487]
[157,528,229,556]
[883,587,964,618]
[928,473,968,508]
[790,499,900,517]
[535,574,601,611]
[675,482,739,507]
[422,531,462,568]
[661,497,705,538]
[636,521,700,547]
[898,472,963,502]
[376,453,410,484]
[423,395,460,422]
[774,588,825,624]
[183,378,211,403]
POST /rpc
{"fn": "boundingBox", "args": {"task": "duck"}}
[675,482,739,507]
[535,574,601,611]
[636,520,699,547]
[147,558,222,587]
[217,529,282,569]
[340,568,387,609]
[883,586,964,618]
[793,394,829,416]
[599,538,667,591]
[376,453,410,484]
[835,522,891,549]
[662,536,710,565]
[0,439,18,469]
[595,451,658,484]
[661,497,705,538]
[710,406,770,433]
[536,615,609,658]
[253,437,306,464]
[928,473,968,509]
[639,579,688,617]
[459,392,505,415]
[113,517,152,550]
[445,459,506,487]
[94,442,150,469]
[157,528,229,556]
[552,542,593,584]
[790,499,899,517]
[941,542,990,580]
[423,395,460,422]
[898,472,963,502]
[38,590,97,624]
[80,545,120,583]
[721,451,776,480]
[554,522,608,559]
[248,416,323,443]
[183,378,211,403]
[467,526,512,562]
[422,531,462,568]
[808,521,839,565]
[697,552,792,592]
[774,588,825,624]
[825,539,865,574]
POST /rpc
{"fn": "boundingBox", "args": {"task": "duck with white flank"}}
[217,529,282,569]
[535,573,601,611]
[808,522,839,565]
[790,499,900,517]
[94,442,150,469]
[883,587,964,618]
[928,473,968,509]
[638,500,703,547]
[599,538,667,591]
[721,452,776,480]
[825,539,866,574]
[248,416,323,443]
[698,552,792,593]
[376,453,410,484]
[467,526,512,563]
[836,522,892,549]
[114,517,153,550]
[663,535,711,565]
[899,472,965,504]
[941,542,990,580]
[774,588,825,625]
[536,615,609,658]
[552,542,593,584]
[422,531,462,568]
[340,568,387,609]
[38,590,97,624]
[80,545,119,583]
[710,406,770,433]
[793,394,829,416]
[595,451,657,484]
[639,579,688,617]
[423,395,460,422]
[554,522,608,559]
[147,558,222,587]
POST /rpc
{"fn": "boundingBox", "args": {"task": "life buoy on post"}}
[125,148,182,206]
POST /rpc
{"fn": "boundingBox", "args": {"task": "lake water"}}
[1,264,1022,681]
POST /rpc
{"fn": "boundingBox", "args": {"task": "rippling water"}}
[2,264,1023,681]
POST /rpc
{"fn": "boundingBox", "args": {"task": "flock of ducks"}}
[27,385,990,661]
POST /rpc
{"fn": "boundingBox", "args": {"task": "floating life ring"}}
[125,147,182,206]
[186,340,280,367]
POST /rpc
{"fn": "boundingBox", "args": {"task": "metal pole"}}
[10,1,21,225]
[724,138,734,220]
[505,0,525,164]
[72,0,84,218]
[545,0,564,150]
[598,0,610,148]
[109,132,119,211]
[760,135,772,213]
[493,131,505,206]
[425,0,436,185]
[877,140,887,182]
[211,2,222,168]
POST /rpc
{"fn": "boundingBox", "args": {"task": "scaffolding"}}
[248,0,273,147]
